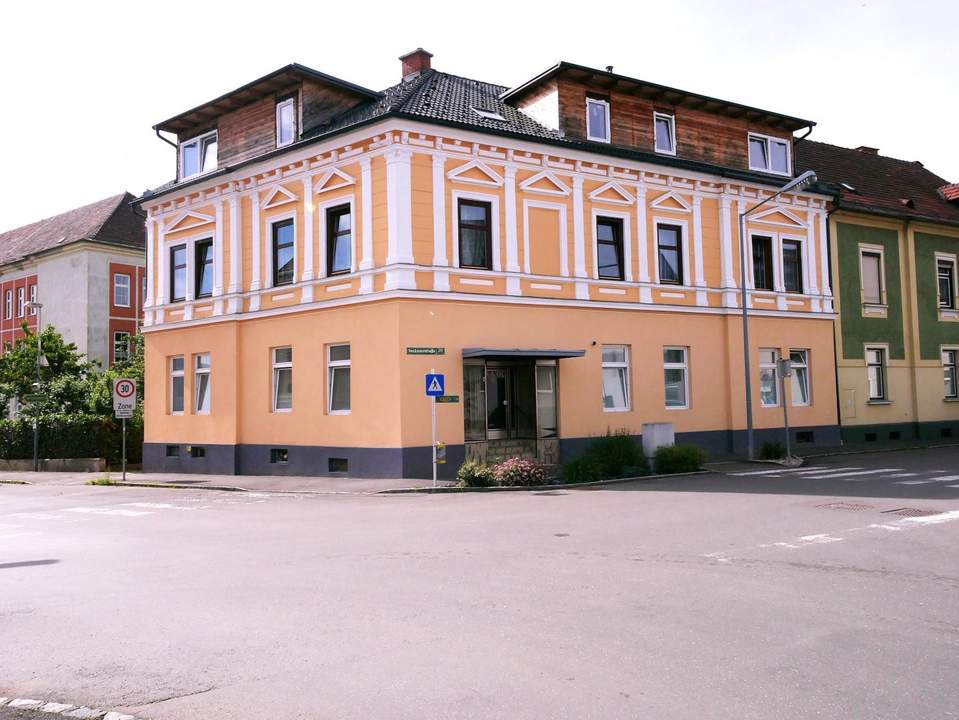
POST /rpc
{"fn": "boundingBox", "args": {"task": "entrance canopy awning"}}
[462,348,586,359]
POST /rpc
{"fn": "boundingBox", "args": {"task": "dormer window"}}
[748,133,790,175]
[654,112,675,155]
[276,97,296,147]
[471,106,507,122]
[586,97,610,143]
[179,130,217,180]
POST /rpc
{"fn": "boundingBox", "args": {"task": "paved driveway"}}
[1,447,957,720]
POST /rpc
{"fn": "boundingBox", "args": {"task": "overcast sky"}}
[1,0,955,232]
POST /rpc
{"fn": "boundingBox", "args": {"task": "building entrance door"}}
[485,366,510,439]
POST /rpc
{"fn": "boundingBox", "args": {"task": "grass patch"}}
[87,475,117,486]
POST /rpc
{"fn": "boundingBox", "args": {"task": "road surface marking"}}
[900,510,959,526]
[931,474,959,482]
[802,468,902,479]
[731,466,829,476]
[64,507,153,517]
[886,473,918,478]
[120,502,197,511]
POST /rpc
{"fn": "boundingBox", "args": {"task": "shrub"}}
[654,444,705,474]
[583,429,649,478]
[561,455,604,484]
[0,414,142,465]
[491,457,548,487]
[456,459,493,488]
[760,441,786,460]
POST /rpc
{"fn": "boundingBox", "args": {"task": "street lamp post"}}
[738,170,817,460]
[25,300,46,472]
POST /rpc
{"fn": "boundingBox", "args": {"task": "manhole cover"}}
[816,502,874,512]
[880,507,940,518]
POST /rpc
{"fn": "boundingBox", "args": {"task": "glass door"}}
[485,366,510,439]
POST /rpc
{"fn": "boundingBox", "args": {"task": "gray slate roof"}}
[0,193,144,267]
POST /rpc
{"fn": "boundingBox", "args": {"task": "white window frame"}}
[759,348,780,407]
[267,212,298,288]
[451,190,501,272]
[935,252,958,316]
[586,98,611,143]
[864,344,888,402]
[747,132,791,176]
[276,97,296,148]
[169,355,185,415]
[789,349,811,407]
[663,346,689,410]
[780,235,805,294]
[114,273,131,307]
[327,343,351,415]
[601,344,630,412]
[178,129,218,181]
[318,197,357,277]
[653,217,691,286]
[591,208,632,282]
[272,346,293,413]
[858,244,887,316]
[29,285,37,315]
[113,331,130,364]
[653,112,676,155]
[193,353,211,414]
[16,287,24,317]
[4,290,11,320]
[942,346,958,400]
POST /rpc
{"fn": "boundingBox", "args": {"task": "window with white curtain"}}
[601,345,630,411]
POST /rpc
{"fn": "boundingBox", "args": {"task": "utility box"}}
[642,422,674,458]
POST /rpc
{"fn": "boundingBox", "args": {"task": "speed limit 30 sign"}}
[113,378,137,419]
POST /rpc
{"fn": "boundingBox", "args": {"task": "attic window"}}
[748,132,790,176]
[471,107,506,122]
[276,97,296,148]
[179,130,218,180]
[586,98,610,143]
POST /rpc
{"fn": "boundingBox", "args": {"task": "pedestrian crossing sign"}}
[425,373,445,397]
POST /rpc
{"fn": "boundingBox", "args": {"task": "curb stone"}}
[0,697,144,719]
[378,469,711,493]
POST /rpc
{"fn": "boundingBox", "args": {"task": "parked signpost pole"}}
[424,369,446,489]
[778,358,793,461]
[25,300,45,471]
[113,379,137,481]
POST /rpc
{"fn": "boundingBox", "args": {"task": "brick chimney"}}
[400,48,433,79]
[855,146,879,155]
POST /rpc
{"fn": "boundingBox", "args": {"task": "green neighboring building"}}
[797,141,959,444]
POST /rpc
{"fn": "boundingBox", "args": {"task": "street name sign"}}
[113,378,137,419]
[435,395,459,404]
[407,347,445,355]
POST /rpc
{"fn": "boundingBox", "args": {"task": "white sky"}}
[1,0,956,233]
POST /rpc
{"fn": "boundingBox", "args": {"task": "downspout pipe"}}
[155,128,177,149]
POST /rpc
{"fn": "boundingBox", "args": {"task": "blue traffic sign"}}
[425,373,445,397]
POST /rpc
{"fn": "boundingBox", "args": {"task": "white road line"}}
[896,474,959,485]
[731,466,829,476]
[803,468,902,479]
[895,479,938,485]
[901,510,959,525]
[948,485,959,488]
[886,473,918,478]
[931,475,959,483]
[120,502,197,511]
[64,507,153,517]
[792,466,859,475]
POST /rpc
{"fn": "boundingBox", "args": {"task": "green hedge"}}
[0,415,143,465]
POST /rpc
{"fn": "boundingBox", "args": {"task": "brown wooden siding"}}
[556,77,792,172]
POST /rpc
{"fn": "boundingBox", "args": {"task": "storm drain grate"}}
[816,502,874,512]
[880,507,941,518]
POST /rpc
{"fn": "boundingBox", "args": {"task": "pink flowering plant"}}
[491,457,548,487]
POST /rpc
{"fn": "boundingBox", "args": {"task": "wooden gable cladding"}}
[556,76,794,173]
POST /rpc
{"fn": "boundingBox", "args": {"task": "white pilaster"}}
[431,154,449,292]
[636,184,651,302]
[155,217,167,308]
[144,218,155,308]
[213,201,225,298]
[692,195,706,305]
[385,146,415,291]
[737,198,750,308]
[359,156,374,294]
[572,175,588,299]
[719,195,736,307]
[250,193,261,311]
[818,210,833,312]
[301,176,314,303]
[227,194,241,313]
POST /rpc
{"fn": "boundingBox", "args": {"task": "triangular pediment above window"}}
[314,167,355,195]
[518,171,570,196]
[649,190,691,213]
[447,160,504,187]
[749,207,807,228]
[166,210,214,232]
[260,185,298,209]
[588,181,635,205]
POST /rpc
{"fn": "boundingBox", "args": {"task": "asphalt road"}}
[1,447,957,719]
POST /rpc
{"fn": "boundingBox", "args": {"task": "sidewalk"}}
[0,470,452,494]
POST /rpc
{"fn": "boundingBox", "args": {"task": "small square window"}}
[189,446,206,459]
[270,448,289,464]
[165,445,180,457]
[328,457,348,473]
[888,431,901,441]
[864,432,878,442]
